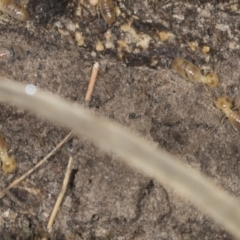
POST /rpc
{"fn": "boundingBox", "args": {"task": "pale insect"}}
[0,0,29,21]
[215,96,240,131]
[0,45,24,62]
[99,0,115,25]
[171,58,219,87]
[0,133,17,173]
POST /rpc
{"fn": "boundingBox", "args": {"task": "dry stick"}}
[85,62,100,104]
[0,132,73,198]
[47,63,99,230]
[47,156,73,231]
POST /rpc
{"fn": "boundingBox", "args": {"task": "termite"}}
[215,96,240,131]
[0,45,24,62]
[0,0,29,21]
[99,0,115,25]
[171,58,219,87]
[0,133,17,173]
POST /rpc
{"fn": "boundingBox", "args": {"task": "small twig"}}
[0,132,73,198]
[47,155,73,231]
[48,64,99,231]
[85,62,100,104]
[49,63,99,233]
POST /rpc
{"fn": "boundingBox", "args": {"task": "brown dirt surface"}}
[0,0,240,239]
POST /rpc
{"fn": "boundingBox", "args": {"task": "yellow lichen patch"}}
[115,6,121,17]
[117,39,130,58]
[136,34,152,49]
[65,21,76,32]
[104,30,116,49]
[231,4,238,12]
[188,41,199,51]
[89,0,98,7]
[75,31,85,46]
[204,55,210,63]
[158,31,174,42]
[202,46,210,54]
[120,21,152,50]
[96,40,104,51]
[58,28,70,37]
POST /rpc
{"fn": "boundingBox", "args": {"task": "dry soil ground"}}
[1,0,240,239]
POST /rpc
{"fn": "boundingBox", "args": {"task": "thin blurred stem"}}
[47,156,73,231]
[0,77,239,239]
